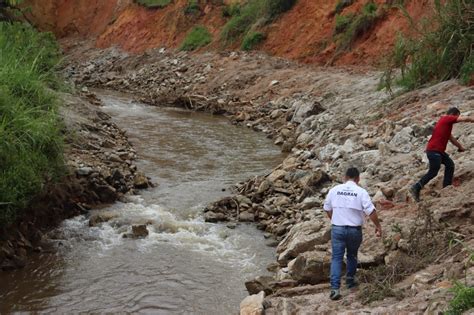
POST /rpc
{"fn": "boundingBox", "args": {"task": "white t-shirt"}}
[323,180,375,226]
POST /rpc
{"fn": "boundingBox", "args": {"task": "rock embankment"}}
[0,92,151,271]
[64,45,473,313]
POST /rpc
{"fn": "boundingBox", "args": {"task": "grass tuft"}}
[136,0,171,9]
[180,25,212,51]
[335,1,379,51]
[241,32,265,51]
[184,0,200,15]
[220,0,296,45]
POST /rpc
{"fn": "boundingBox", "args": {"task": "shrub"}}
[446,282,474,315]
[334,0,354,14]
[241,32,265,51]
[136,0,171,9]
[334,13,354,34]
[180,25,212,51]
[381,0,474,91]
[220,0,297,44]
[0,22,64,225]
[335,1,379,51]
[184,0,200,15]
[222,3,241,17]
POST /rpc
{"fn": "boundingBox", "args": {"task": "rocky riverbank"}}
[63,43,473,313]
[0,91,151,271]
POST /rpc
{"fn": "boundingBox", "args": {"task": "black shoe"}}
[329,289,342,300]
[410,184,421,202]
[346,276,358,289]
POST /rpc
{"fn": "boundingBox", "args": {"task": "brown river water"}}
[0,92,285,314]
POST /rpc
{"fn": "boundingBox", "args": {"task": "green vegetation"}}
[334,1,379,51]
[381,0,474,91]
[135,0,171,9]
[220,0,296,45]
[334,13,354,34]
[334,0,354,14]
[184,0,200,15]
[241,32,265,51]
[222,3,241,17]
[0,22,64,225]
[180,25,212,51]
[446,282,474,314]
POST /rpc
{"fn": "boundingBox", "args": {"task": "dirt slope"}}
[25,0,432,65]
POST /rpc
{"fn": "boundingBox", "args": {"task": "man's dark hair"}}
[447,107,461,116]
[345,167,360,179]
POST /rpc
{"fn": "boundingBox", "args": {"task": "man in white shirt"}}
[323,167,382,300]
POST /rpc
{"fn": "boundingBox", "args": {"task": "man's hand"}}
[375,225,382,238]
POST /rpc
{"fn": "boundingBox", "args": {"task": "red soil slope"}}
[25,0,432,66]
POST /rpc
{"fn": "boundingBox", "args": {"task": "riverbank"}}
[0,91,151,270]
[62,43,474,313]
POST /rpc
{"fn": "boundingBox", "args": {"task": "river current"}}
[0,92,285,314]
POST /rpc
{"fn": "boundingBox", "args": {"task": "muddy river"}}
[0,92,285,314]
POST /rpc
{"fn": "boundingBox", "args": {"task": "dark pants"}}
[417,151,455,189]
[330,225,362,290]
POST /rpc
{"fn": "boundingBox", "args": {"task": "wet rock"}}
[276,221,331,266]
[204,211,227,223]
[89,211,118,227]
[133,172,150,189]
[240,291,265,315]
[95,184,117,203]
[239,212,255,222]
[288,250,330,284]
[131,225,149,238]
[245,275,274,295]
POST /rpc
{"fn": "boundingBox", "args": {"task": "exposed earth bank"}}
[62,44,474,313]
[24,0,431,66]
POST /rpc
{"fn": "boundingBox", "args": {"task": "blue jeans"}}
[417,151,454,188]
[330,225,363,289]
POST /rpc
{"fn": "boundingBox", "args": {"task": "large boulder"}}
[288,250,331,284]
[277,221,331,266]
[389,126,414,153]
[240,291,265,315]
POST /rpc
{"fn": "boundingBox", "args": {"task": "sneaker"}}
[329,289,342,300]
[409,184,421,202]
[346,277,359,289]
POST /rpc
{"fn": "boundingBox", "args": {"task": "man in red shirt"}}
[410,107,474,202]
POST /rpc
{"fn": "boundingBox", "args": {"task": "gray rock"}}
[204,211,227,223]
[76,167,93,176]
[288,250,331,284]
[292,101,325,124]
[277,221,331,265]
[245,276,274,295]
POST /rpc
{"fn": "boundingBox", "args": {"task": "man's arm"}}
[369,210,382,237]
[449,135,465,152]
[456,116,474,123]
[326,211,332,220]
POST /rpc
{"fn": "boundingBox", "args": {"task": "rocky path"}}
[64,44,474,314]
